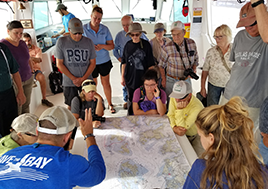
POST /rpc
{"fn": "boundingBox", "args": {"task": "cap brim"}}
[169,92,185,99]
[236,16,256,28]
[70,28,84,34]
[125,30,147,36]
[154,28,165,33]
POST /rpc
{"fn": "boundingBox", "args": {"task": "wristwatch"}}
[155,96,160,100]
[84,133,95,140]
[251,0,264,8]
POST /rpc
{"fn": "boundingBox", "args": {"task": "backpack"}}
[49,71,63,94]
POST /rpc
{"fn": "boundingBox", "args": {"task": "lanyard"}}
[174,39,192,70]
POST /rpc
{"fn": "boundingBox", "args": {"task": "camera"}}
[184,68,199,80]
[92,115,106,123]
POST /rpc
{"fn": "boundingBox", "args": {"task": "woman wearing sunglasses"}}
[183,96,268,189]
[121,23,155,115]
[71,79,104,128]
[132,69,166,116]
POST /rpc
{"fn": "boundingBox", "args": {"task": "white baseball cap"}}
[11,113,38,135]
[171,21,185,31]
[37,106,79,135]
[169,81,192,99]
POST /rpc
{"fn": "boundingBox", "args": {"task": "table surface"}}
[71,115,197,189]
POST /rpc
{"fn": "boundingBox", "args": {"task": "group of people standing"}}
[0,0,268,188]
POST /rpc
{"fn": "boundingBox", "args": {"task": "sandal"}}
[109,104,116,114]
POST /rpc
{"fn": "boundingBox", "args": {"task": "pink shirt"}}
[29,45,42,71]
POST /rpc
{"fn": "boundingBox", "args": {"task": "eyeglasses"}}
[82,81,96,87]
[213,35,225,40]
[73,32,82,35]
[24,133,37,137]
[144,83,157,88]
[131,33,140,37]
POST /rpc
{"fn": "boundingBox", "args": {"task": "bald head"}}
[121,15,133,33]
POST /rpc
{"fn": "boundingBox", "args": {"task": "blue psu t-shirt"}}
[0,143,106,189]
[62,13,75,32]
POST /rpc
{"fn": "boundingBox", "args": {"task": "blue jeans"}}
[207,82,224,106]
[123,86,128,103]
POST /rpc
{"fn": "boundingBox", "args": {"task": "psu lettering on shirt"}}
[66,48,89,62]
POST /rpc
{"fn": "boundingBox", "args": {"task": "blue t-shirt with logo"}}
[0,144,106,188]
[62,13,75,33]
[83,23,113,65]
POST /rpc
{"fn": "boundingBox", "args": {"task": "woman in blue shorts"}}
[83,5,115,113]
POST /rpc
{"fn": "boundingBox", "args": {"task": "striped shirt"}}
[158,38,199,78]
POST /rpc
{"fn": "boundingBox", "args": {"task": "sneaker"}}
[123,102,127,109]
[42,99,54,107]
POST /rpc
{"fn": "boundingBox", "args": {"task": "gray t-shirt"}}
[55,36,96,87]
[71,96,105,120]
[224,30,268,108]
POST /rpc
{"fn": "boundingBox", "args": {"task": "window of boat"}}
[161,0,190,23]
[0,3,14,38]
[34,0,122,31]
[209,0,244,43]
[130,0,156,21]
[33,2,49,30]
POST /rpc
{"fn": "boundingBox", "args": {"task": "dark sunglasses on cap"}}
[249,21,257,27]
[131,33,140,37]
[82,81,96,87]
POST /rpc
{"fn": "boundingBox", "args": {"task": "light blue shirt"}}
[62,13,75,33]
[113,30,149,60]
[83,23,113,65]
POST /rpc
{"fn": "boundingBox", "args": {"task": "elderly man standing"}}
[158,21,199,102]
[113,15,148,109]
[221,0,268,142]
[55,18,96,110]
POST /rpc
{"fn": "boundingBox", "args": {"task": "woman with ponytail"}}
[183,96,268,189]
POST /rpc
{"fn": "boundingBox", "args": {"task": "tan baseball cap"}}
[11,113,38,135]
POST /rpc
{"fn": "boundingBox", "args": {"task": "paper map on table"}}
[92,116,191,189]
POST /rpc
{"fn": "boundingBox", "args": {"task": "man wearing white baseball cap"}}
[0,106,106,188]
[0,113,38,156]
[167,80,204,156]
[158,21,199,107]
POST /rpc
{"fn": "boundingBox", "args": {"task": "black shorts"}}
[64,86,82,106]
[92,60,113,78]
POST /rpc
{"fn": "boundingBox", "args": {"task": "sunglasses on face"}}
[82,81,96,87]
[73,32,82,35]
[131,33,140,37]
